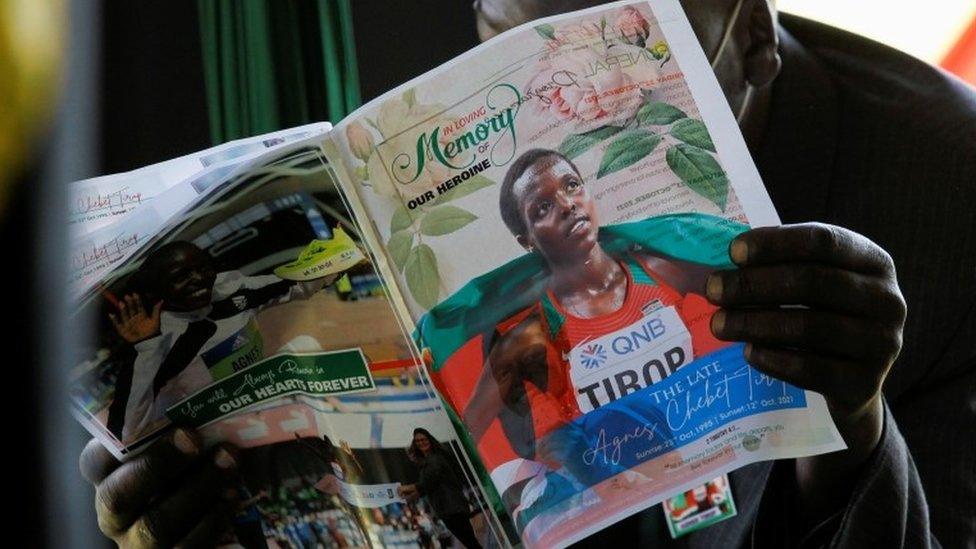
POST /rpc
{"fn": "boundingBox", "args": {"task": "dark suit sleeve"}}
[889,302,976,549]
[806,401,939,548]
[755,400,941,548]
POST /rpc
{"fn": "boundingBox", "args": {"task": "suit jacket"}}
[574,14,976,549]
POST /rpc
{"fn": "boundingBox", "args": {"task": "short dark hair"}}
[132,241,207,296]
[499,148,582,237]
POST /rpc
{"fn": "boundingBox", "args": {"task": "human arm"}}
[462,314,548,443]
[239,489,268,508]
[106,346,137,440]
[313,473,341,496]
[397,483,420,501]
[79,429,242,547]
[753,396,942,548]
[230,272,328,310]
[108,293,162,345]
[706,224,941,545]
[339,440,365,477]
[114,320,184,443]
[848,303,976,548]
[637,251,715,296]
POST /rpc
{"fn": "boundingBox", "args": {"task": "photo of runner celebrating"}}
[106,239,348,443]
[455,149,739,523]
[464,148,729,444]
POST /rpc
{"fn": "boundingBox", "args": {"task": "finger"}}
[117,299,129,322]
[711,308,900,362]
[124,446,240,548]
[125,294,139,322]
[108,313,122,332]
[133,293,146,316]
[707,264,906,321]
[732,224,895,276]
[174,507,234,549]
[151,300,163,320]
[745,344,879,413]
[95,428,203,535]
[80,438,122,486]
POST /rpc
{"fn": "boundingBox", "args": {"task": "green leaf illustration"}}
[420,205,478,236]
[403,88,417,108]
[636,101,686,126]
[597,129,662,179]
[391,204,413,233]
[430,174,495,206]
[557,125,624,159]
[387,230,413,272]
[352,165,368,182]
[666,144,729,211]
[404,244,440,309]
[670,118,715,152]
[535,24,556,41]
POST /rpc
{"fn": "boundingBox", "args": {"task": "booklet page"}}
[69,123,330,234]
[68,141,514,548]
[326,1,844,546]
[69,126,332,300]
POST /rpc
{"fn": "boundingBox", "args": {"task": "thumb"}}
[152,300,163,320]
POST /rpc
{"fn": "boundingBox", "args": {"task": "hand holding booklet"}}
[69,1,844,546]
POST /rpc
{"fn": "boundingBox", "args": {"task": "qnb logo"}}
[580,343,608,369]
[610,317,666,356]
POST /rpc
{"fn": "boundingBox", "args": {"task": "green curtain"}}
[198,0,361,144]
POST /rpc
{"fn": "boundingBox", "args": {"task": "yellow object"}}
[0,0,64,212]
[274,226,365,281]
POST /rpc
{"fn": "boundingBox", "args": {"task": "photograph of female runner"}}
[453,149,740,529]
[463,148,730,448]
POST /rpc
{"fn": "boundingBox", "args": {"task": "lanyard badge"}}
[663,474,737,538]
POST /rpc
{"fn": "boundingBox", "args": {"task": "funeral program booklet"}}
[68,1,844,547]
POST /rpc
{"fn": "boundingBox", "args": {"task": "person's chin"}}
[568,229,599,252]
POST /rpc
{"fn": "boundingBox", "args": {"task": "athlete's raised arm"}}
[463,314,548,442]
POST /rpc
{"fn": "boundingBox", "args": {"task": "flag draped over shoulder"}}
[416,212,748,371]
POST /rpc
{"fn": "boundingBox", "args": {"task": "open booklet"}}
[68,1,845,547]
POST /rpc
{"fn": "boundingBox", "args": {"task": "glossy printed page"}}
[326,1,844,546]
[68,143,515,548]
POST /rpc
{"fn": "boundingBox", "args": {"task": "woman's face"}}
[413,433,432,454]
[514,155,599,262]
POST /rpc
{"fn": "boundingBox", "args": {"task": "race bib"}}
[200,319,264,379]
[568,306,692,413]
